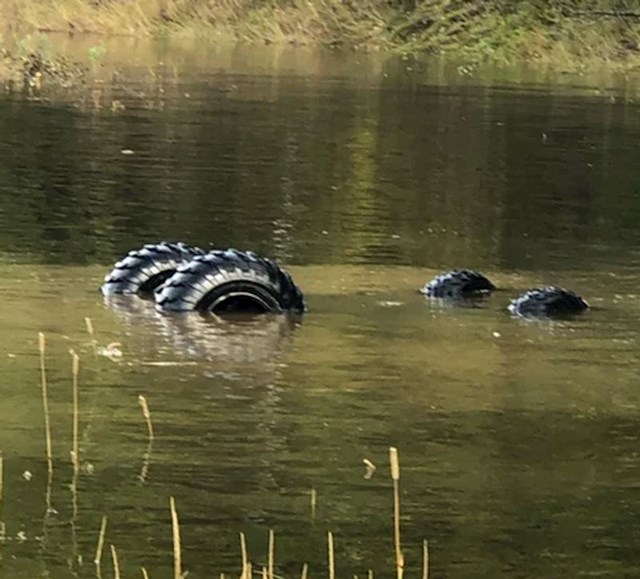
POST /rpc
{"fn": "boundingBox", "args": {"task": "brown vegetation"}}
[0,1,639,67]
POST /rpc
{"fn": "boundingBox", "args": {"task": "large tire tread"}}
[155,249,305,314]
[100,242,205,296]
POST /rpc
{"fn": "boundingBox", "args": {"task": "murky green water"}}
[2,39,640,578]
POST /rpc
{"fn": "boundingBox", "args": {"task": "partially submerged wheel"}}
[155,249,306,315]
[100,242,205,296]
[421,269,496,299]
[508,286,589,318]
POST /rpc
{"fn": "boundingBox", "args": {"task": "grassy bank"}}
[2,1,640,68]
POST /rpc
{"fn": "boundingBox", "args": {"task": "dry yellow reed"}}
[170,496,182,579]
[142,568,150,579]
[368,570,373,579]
[85,316,98,356]
[389,447,403,579]
[70,350,80,475]
[240,531,248,579]
[310,488,317,519]
[39,333,53,479]
[85,316,94,338]
[363,458,376,479]
[94,516,108,565]
[138,395,154,482]
[262,566,268,579]
[301,563,309,579]
[247,562,253,579]
[327,531,335,579]
[111,544,121,579]
[268,528,275,579]
[422,539,429,579]
[138,395,154,440]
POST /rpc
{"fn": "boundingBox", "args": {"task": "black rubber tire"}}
[100,242,205,296]
[421,269,496,299]
[155,249,306,314]
[508,286,589,318]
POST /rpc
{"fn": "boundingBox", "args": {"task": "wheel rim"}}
[209,291,273,314]
[197,281,283,314]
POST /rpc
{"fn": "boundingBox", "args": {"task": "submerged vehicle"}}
[101,242,305,315]
[420,269,496,299]
[508,287,589,318]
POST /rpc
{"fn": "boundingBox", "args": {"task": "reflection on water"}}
[104,294,300,371]
[1,40,640,578]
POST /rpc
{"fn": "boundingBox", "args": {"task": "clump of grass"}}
[0,34,86,91]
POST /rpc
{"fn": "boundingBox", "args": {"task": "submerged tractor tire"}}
[100,242,205,296]
[155,249,306,315]
[508,286,589,318]
[421,269,496,299]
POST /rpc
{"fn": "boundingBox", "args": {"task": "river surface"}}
[1,38,640,578]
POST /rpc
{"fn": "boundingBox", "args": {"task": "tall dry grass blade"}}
[69,350,81,569]
[422,539,429,579]
[39,333,53,482]
[310,488,317,520]
[142,568,150,579]
[85,316,97,354]
[94,516,108,565]
[71,350,80,475]
[268,529,275,579]
[247,562,253,579]
[170,496,182,579]
[111,544,121,579]
[240,531,248,579]
[301,563,309,579]
[327,531,335,579]
[262,566,268,579]
[0,451,3,513]
[138,395,154,482]
[138,395,154,440]
[368,570,373,579]
[0,450,4,547]
[389,447,403,579]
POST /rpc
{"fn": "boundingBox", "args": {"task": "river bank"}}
[2,1,640,70]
